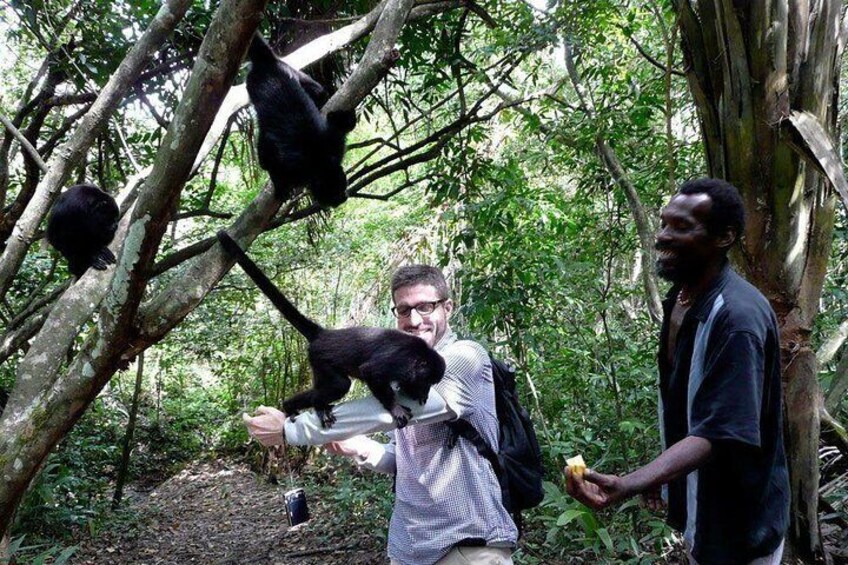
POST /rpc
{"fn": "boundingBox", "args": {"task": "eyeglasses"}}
[391,300,446,319]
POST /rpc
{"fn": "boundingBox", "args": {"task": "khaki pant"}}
[688,539,784,565]
[391,546,513,565]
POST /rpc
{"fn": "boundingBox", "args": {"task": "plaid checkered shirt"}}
[284,330,518,565]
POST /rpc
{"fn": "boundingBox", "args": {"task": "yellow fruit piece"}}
[566,454,586,478]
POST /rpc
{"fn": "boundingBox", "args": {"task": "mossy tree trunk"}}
[0,0,269,541]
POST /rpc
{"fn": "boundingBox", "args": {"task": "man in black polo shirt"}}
[566,178,789,564]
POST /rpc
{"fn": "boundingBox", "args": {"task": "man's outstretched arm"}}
[243,388,456,446]
[566,435,713,510]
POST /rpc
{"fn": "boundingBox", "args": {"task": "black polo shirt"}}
[658,264,789,565]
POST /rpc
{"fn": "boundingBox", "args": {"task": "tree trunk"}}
[113,352,144,508]
[671,1,845,560]
[0,0,268,539]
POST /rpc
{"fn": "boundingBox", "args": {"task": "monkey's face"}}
[404,378,431,405]
[311,168,348,208]
[403,354,445,405]
[93,200,119,240]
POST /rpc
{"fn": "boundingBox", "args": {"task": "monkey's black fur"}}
[47,184,119,278]
[246,35,356,209]
[217,231,445,429]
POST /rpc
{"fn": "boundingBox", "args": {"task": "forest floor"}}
[71,459,388,565]
[67,457,848,565]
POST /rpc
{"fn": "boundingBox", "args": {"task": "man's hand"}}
[565,467,631,510]
[242,405,286,446]
[324,436,370,459]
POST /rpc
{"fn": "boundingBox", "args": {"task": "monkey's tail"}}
[217,231,323,341]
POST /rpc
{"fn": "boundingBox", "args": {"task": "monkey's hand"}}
[91,248,116,270]
[391,404,413,429]
[317,406,337,429]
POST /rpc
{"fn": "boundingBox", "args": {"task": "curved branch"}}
[173,209,234,221]
[818,319,848,365]
[323,0,416,113]
[625,33,685,77]
[0,305,50,364]
[354,174,434,200]
[38,103,94,158]
[0,113,47,172]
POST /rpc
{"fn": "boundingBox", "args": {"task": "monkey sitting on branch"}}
[47,183,119,279]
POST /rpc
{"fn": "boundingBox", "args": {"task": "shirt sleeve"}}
[351,433,397,475]
[283,387,456,445]
[689,330,764,448]
[433,341,490,419]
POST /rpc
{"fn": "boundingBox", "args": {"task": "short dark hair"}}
[391,265,450,300]
[678,178,746,240]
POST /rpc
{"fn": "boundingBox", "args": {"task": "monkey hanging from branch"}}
[245,34,357,209]
[217,231,445,429]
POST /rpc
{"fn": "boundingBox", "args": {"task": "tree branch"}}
[0,0,193,302]
[0,304,50,364]
[0,114,48,173]
[825,349,848,414]
[354,174,433,200]
[173,209,234,221]
[625,33,685,77]
[820,405,848,458]
[818,319,848,365]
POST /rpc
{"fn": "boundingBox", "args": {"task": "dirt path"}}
[71,460,387,565]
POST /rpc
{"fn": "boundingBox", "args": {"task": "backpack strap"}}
[446,418,500,472]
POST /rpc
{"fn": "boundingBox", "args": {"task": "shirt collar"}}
[435,328,456,352]
[663,261,733,322]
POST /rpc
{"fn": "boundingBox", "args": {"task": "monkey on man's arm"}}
[243,388,457,468]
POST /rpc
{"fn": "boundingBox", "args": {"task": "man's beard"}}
[655,256,702,284]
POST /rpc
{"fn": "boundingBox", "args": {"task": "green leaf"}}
[597,527,614,550]
[556,508,585,526]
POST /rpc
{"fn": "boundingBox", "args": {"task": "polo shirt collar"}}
[664,261,733,322]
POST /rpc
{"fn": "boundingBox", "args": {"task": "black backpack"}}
[445,355,544,532]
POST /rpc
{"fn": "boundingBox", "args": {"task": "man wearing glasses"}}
[243,265,517,565]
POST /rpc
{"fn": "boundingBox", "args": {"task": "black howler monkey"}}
[217,231,445,429]
[47,183,119,278]
[246,35,357,209]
